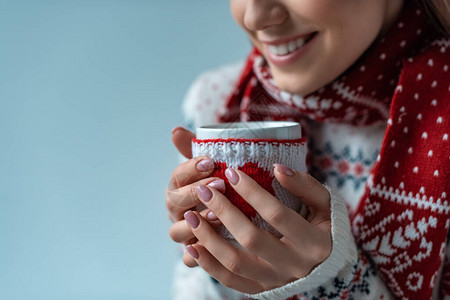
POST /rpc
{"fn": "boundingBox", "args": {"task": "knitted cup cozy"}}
[192,137,307,239]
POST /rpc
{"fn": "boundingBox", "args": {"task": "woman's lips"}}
[263,32,318,67]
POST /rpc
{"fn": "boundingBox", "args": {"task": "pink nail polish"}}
[196,158,214,172]
[206,211,219,221]
[186,245,199,259]
[197,185,213,202]
[207,179,226,193]
[225,168,239,185]
[274,164,296,176]
[184,211,200,229]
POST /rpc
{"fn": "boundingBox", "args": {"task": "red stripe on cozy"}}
[192,138,307,145]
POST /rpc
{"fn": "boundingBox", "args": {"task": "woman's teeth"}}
[268,37,306,56]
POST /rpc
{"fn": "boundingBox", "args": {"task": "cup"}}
[192,121,307,239]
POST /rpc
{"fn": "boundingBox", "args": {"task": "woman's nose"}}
[243,0,289,31]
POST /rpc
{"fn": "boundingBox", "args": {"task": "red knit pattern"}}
[216,1,450,298]
[352,43,450,299]
[192,138,307,238]
[195,139,305,222]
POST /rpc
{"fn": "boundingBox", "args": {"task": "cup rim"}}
[196,121,301,140]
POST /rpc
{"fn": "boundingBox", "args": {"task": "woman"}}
[167,0,450,299]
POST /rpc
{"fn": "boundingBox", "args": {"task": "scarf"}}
[218,1,450,299]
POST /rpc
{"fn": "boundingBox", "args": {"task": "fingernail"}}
[274,164,296,176]
[184,210,200,229]
[207,179,226,193]
[186,245,199,259]
[172,126,182,134]
[207,211,219,221]
[196,158,214,172]
[225,167,239,185]
[197,185,213,202]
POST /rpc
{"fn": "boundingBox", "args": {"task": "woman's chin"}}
[274,79,316,96]
[272,72,327,96]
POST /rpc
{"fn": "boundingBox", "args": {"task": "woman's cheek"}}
[229,0,246,29]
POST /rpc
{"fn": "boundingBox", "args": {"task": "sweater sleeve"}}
[245,186,395,300]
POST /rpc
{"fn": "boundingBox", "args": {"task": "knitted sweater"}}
[171,60,450,300]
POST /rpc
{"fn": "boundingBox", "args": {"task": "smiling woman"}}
[167,0,450,299]
[229,0,404,95]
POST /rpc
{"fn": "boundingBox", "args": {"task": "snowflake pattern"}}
[308,139,379,191]
[297,253,378,300]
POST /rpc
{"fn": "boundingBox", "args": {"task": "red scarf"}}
[218,1,450,299]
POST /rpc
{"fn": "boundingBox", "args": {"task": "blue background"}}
[0,1,249,299]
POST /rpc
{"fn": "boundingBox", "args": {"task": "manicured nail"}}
[206,211,219,221]
[225,168,239,185]
[207,179,226,193]
[184,210,200,229]
[197,185,213,202]
[196,158,214,172]
[186,245,199,259]
[274,164,296,176]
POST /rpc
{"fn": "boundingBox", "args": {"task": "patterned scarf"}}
[218,1,450,299]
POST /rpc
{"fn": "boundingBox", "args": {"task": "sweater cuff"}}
[246,185,358,300]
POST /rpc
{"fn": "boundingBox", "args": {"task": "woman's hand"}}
[183,164,332,294]
[166,127,225,267]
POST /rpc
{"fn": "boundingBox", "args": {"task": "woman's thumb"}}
[172,126,195,159]
[273,164,330,217]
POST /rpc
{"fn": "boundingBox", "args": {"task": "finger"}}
[225,167,314,243]
[185,244,264,294]
[273,164,330,221]
[169,209,222,243]
[167,178,226,221]
[172,126,195,159]
[167,156,215,191]
[168,213,176,223]
[196,184,300,268]
[273,165,332,260]
[184,210,276,284]
[183,247,199,268]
